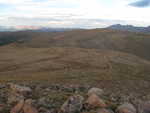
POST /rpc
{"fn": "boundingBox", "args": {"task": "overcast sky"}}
[0,0,150,28]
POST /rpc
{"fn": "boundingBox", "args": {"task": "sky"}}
[0,0,150,28]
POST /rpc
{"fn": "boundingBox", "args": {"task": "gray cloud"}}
[2,16,126,28]
[1,16,150,28]
[129,0,150,7]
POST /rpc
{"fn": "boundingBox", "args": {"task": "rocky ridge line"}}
[0,83,150,113]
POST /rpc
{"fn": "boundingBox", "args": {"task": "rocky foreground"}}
[0,83,150,113]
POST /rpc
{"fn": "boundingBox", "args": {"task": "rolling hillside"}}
[1,29,150,60]
[0,44,150,93]
[0,29,150,93]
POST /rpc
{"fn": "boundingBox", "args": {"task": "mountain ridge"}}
[108,24,150,33]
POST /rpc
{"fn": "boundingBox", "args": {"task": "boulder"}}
[10,99,24,113]
[138,101,150,113]
[85,94,107,109]
[60,95,84,113]
[116,103,136,113]
[87,88,103,97]
[97,108,114,113]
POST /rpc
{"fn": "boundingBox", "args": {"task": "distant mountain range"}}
[1,24,150,33]
[0,26,77,32]
[108,24,150,33]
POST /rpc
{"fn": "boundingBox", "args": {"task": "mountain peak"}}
[108,24,150,33]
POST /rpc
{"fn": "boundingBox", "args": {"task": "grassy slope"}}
[1,29,150,60]
[0,29,150,94]
[0,44,150,94]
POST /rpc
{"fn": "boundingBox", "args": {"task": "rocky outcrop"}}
[0,83,149,113]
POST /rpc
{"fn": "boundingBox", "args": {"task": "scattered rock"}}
[116,103,136,113]
[87,88,103,97]
[7,93,24,104]
[0,84,5,89]
[38,107,50,113]
[97,108,114,113]
[1,83,149,113]
[39,107,57,113]
[9,83,32,95]
[37,97,53,109]
[38,97,47,106]
[138,101,150,113]
[10,99,38,113]
[60,95,84,113]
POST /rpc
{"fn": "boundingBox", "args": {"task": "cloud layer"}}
[129,0,150,7]
[0,0,150,28]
